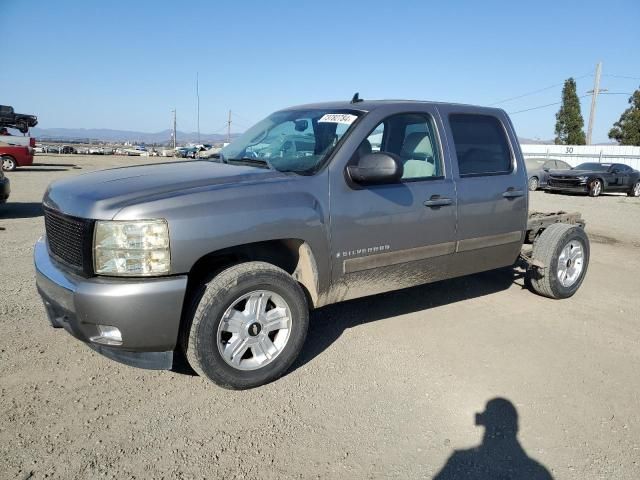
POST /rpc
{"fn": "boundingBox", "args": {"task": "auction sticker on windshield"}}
[318,113,358,124]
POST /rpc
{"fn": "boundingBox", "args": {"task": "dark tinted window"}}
[576,163,610,171]
[449,114,512,176]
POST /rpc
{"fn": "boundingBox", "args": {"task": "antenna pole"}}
[586,62,602,145]
[227,110,232,143]
[196,72,200,144]
[172,109,177,149]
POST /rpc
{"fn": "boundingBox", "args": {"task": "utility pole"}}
[171,109,177,149]
[586,62,602,145]
[196,72,200,144]
[227,110,232,143]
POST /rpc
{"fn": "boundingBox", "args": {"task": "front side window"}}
[219,109,362,173]
[355,113,442,180]
[449,114,512,176]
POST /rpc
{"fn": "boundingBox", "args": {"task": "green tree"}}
[608,87,640,145]
[554,78,586,145]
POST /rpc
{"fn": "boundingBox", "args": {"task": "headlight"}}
[94,219,170,276]
[577,176,588,183]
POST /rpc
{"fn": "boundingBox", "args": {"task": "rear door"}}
[437,107,527,278]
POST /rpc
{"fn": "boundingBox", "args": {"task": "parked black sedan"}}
[546,162,640,197]
[525,157,572,191]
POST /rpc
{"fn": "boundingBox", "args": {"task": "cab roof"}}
[280,99,502,114]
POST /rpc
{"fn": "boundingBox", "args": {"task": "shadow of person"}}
[434,398,553,480]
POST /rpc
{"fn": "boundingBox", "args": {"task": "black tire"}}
[588,179,602,197]
[527,224,590,299]
[1,155,17,172]
[528,176,539,191]
[183,261,309,389]
[628,180,640,197]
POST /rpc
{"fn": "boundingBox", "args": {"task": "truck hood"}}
[43,160,286,219]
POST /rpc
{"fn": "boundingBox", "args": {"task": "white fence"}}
[520,144,640,170]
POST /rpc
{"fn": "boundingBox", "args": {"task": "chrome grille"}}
[549,177,580,186]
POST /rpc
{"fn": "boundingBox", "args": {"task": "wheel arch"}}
[186,238,320,309]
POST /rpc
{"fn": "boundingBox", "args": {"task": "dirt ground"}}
[1,155,639,479]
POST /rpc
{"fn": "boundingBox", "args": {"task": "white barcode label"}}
[318,113,358,124]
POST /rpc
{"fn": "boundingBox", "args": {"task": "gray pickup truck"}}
[35,99,590,389]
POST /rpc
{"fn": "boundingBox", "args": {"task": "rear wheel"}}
[588,179,602,197]
[1,156,17,172]
[528,176,539,191]
[184,262,309,389]
[628,181,640,197]
[527,224,590,299]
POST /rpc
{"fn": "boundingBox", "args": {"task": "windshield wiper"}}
[226,157,272,169]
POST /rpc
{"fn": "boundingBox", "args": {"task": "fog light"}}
[90,325,123,346]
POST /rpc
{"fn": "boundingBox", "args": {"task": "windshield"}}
[575,162,611,171]
[525,159,546,168]
[219,109,362,173]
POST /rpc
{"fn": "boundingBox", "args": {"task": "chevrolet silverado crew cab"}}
[35,98,590,389]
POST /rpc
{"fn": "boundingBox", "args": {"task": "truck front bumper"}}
[34,236,188,370]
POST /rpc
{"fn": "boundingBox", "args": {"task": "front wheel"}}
[527,224,590,299]
[528,176,539,191]
[2,156,17,172]
[184,262,309,389]
[588,179,602,197]
[628,181,640,197]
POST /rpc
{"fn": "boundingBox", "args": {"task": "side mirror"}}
[294,119,308,132]
[543,167,550,172]
[347,152,403,185]
[611,168,620,174]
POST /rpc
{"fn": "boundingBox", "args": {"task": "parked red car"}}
[1,135,35,171]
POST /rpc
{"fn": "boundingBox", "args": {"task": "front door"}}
[327,108,457,303]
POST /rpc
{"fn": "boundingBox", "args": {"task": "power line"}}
[489,72,592,106]
[508,91,631,116]
[602,74,640,81]
[508,94,591,115]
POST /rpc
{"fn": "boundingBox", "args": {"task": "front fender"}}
[114,172,331,284]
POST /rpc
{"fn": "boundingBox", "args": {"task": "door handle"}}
[424,197,453,207]
[502,189,525,198]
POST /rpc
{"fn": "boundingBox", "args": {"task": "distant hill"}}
[29,127,561,147]
[29,127,238,144]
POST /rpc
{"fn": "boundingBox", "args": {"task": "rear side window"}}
[449,114,512,176]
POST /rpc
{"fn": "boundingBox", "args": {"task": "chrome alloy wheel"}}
[557,240,584,288]
[591,180,602,196]
[633,182,640,197]
[217,290,292,370]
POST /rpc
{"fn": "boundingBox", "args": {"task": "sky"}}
[1,0,639,143]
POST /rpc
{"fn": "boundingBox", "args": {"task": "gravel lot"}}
[1,155,639,479]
